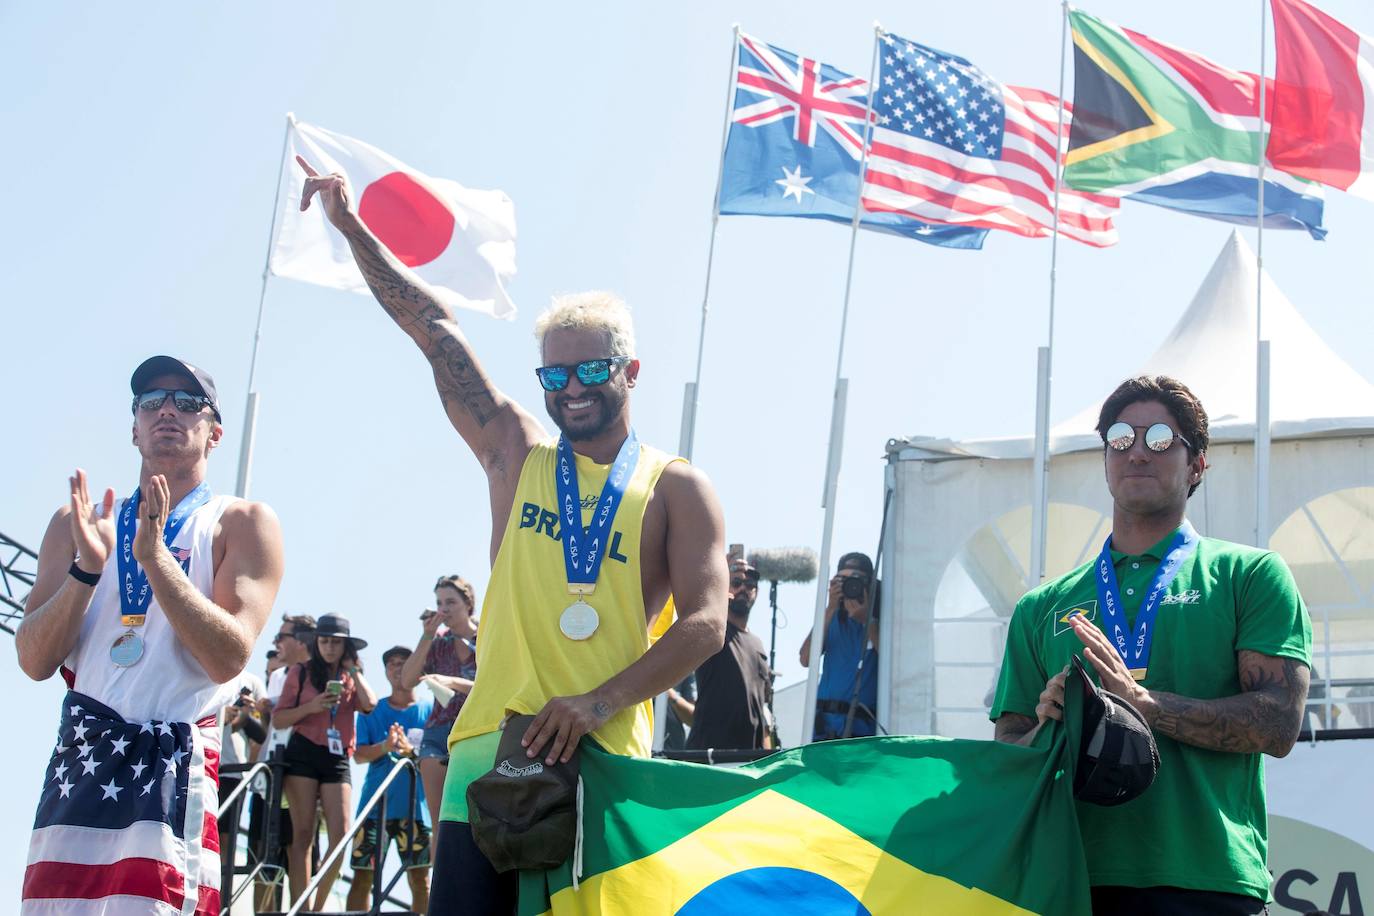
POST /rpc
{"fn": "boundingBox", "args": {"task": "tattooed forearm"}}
[342,224,500,428]
[994,712,1041,747]
[1146,652,1309,757]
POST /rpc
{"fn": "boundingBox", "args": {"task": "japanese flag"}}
[271,116,517,319]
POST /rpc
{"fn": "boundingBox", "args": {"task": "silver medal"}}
[559,599,600,640]
[110,631,145,667]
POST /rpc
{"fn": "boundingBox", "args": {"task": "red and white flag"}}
[1268,0,1374,202]
[271,117,518,319]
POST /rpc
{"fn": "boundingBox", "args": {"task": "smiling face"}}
[131,372,222,465]
[540,328,638,443]
[1104,399,1206,518]
[384,652,410,691]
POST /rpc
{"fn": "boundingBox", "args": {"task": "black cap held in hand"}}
[1070,655,1160,807]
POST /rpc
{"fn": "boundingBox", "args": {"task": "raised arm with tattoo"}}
[296,157,542,511]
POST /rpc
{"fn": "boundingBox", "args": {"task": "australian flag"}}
[23,691,221,915]
[718,32,988,249]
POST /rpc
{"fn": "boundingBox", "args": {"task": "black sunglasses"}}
[133,388,214,416]
[535,357,631,392]
[1105,421,1193,454]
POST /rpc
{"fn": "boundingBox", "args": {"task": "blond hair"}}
[533,291,636,358]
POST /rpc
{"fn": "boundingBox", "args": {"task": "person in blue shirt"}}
[346,645,433,913]
[800,552,879,740]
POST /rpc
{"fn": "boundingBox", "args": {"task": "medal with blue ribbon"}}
[112,481,212,666]
[1094,519,1200,681]
[555,431,640,641]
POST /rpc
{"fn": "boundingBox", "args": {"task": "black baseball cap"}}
[1069,655,1160,807]
[130,355,222,422]
[837,551,874,579]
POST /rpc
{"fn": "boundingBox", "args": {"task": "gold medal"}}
[559,599,600,641]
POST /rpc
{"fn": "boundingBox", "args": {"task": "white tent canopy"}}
[881,232,1374,742]
[897,231,1374,461]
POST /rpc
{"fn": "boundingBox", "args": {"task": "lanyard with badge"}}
[326,685,345,756]
[555,431,639,640]
[112,482,212,667]
[1094,520,1200,680]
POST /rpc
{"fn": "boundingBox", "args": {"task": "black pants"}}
[1091,885,1268,915]
[428,821,517,915]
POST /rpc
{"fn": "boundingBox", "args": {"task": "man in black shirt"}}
[669,558,772,751]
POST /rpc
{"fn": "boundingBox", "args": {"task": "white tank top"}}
[66,493,242,724]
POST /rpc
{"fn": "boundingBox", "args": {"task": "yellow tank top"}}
[450,437,682,757]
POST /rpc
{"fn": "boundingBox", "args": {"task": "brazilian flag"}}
[518,710,1091,914]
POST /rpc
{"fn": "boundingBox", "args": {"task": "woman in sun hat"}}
[272,613,377,910]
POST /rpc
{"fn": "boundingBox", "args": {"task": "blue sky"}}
[4,0,1374,900]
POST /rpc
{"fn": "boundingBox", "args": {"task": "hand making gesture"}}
[131,474,172,566]
[296,156,357,231]
[68,469,115,575]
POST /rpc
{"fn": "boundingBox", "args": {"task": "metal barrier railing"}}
[218,757,286,916]
[284,753,422,916]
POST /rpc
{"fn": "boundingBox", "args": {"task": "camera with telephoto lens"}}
[840,575,869,601]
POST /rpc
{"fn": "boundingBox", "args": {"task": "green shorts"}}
[349,815,432,870]
[438,730,501,825]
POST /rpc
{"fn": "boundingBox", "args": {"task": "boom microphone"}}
[748,547,819,583]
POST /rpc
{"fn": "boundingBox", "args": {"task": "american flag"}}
[23,691,221,915]
[861,31,1120,247]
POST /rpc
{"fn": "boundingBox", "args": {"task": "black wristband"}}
[68,562,101,586]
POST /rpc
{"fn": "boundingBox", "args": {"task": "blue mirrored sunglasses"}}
[535,356,631,392]
[132,388,214,416]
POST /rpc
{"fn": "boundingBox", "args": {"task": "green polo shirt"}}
[991,526,1311,899]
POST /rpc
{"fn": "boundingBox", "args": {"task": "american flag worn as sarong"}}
[22,690,221,915]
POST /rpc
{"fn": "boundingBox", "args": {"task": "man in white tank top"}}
[16,355,286,916]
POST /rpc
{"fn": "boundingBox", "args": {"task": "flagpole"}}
[1254,0,1271,547]
[1029,1,1072,588]
[801,23,882,745]
[678,26,742,463]
[235,112,295,499]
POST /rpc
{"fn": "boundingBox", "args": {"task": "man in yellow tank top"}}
[300,160,729,914]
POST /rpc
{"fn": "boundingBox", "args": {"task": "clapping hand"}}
[68,469,115,575]
[387,723,415,756]
[131,474,171,566]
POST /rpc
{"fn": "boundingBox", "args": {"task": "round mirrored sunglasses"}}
[1105,421,1192,453]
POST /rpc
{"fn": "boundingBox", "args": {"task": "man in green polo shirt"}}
[992,375,1311,916]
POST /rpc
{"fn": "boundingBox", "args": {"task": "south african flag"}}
[517,726,1090,915]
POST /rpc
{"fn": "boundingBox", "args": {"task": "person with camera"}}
[400,574,478,832]
[271,614,377,910]
[800,552,879,740]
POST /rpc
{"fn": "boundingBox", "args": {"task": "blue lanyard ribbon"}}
[556,431,639,594]
[1094,520,1199,673]
[116,482,212,621]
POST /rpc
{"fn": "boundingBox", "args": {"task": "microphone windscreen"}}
[748,547,819,583]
